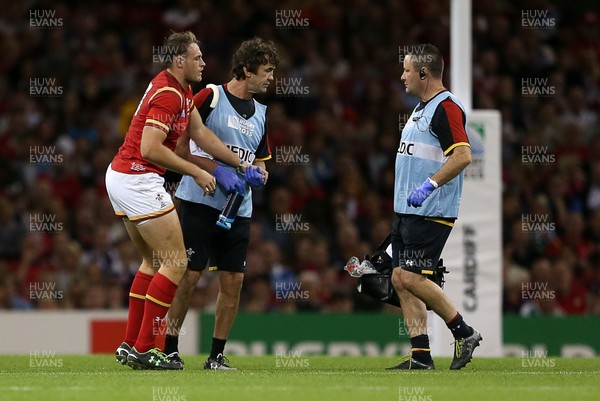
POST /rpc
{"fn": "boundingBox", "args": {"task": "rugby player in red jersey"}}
[106,31,252,370]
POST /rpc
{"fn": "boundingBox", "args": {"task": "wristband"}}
[427,177,439,189]
[236,161,247,174]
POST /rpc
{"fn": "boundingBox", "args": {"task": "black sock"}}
[163,334,179,355]
[446,312,474,339]
[410,334,432,364]
[210,337,227,359]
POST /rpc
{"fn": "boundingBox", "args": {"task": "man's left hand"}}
[407,178,437,207]
[244,165,267,187]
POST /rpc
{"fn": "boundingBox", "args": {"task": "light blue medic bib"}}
[176,85,267,217]
[394,91,467,218]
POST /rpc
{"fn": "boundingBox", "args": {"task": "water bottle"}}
[216,190,244,230]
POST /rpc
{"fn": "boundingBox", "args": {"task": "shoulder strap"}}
[375,233,391,251]
[206,84,219,109]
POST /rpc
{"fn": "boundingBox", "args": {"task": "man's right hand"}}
[213,165,246,194]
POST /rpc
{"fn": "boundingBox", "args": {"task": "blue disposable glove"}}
[244,165,266,187]
[407,178,437,207]
[213,165,246,195]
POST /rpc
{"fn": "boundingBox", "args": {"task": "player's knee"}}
[181,269,201,290]
[232,272,244,287]
[220,272,244,297]
[398,269,422,292]
[391,268,404,291]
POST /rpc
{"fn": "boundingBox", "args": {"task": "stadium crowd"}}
[0,0,599,315]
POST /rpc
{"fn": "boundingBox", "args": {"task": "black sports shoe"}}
[203,353,236,370]
[166,351,185,366]
[126,347,184,370]
[450,329,482,370]
[115,342,131,365]
[386,357,435,370]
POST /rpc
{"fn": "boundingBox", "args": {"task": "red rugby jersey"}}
[111,70,195,175]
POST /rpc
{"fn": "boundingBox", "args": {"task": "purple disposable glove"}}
[407,178,437,207]
[244,166,266,187]
[213,165,246,195]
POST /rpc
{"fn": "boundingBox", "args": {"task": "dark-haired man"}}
[388,44,482,370]
[163,38,278,370]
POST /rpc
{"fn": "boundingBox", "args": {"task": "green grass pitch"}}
[0,355,598,401]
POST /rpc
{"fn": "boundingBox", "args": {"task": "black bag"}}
[357,246,401,307]
[355,235,448,308]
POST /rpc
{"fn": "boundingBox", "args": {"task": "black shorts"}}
[391,214,452,276]
[178,200,250,273]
